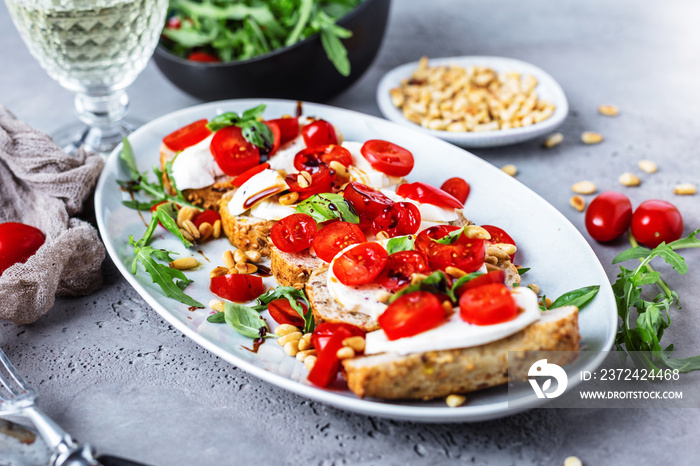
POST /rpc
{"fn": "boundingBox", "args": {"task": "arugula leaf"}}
[549,285,600,311]
[120,137,140,180]
[253,286,314,333]
[207,311,226,324]
[222,302,272,339]
[320,27,350,77]
[122,199,160,210]
[386,235,415,255]
[433,227,465,245]
[155,204,193,248]
[295,193,359,224]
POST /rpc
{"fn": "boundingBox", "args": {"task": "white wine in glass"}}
[5,0,168,155]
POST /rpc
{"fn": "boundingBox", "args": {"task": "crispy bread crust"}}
[342,306,579,400]
[270,244,326,289]
[219,190,275,256]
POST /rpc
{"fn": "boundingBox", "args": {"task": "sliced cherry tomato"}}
[210,274,265,303]
[308,323,365,387]
[415,225,460,255]
[294,145,353,171]
[441,177,470,204]
[428,237,485,274]
[166,16,182,29]
[360,140,414,177]
[332,242,388,286]
[267,117,300,144]
[187,51,221,63]
[455,269,506,297]
[397,182,463,209]
[231,162,270,187]
[481,225,516,262]
[378,291,447,340]
[192,209,221,229]
[270,213,318,253]
[162,119,212,152]
[631,200,683,248]
[371,202,421,238]
[459,283,517,325]
[584,191,633,242]
[302,120,338,147]
[312,222,366,263]
[342,182,393,231]
[265,121,281,156]
[285,163,335,200]
[210,125,261,176]
[268,299,307,327]
[375,250,430,291]
[0,222,45,276]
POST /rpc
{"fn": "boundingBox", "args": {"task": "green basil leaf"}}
[242,104,267,121]
[550,285,600,311]
[240,120,273,150]
[207,312,226,324]
[295,193,359,224]
[448,272,484,298]
[386,235,415,255]
[224,302,271,339]
[388,271,450,304]
[433,227,465,245]
[517,267,531,276]
[206,112,242,132]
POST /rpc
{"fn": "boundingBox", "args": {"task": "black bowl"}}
[154,0,391,102]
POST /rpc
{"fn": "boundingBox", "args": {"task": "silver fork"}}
[0,346,99,466]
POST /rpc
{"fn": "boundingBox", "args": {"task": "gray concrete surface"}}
[2,0,700,464]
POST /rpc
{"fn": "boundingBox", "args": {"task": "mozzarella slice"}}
[227,169,289,216]
[169,135,223,191]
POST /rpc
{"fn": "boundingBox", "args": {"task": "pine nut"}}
[304,355,317,370]
[539,297,553,309]
[329,160,350,178]
[485,263,500,272]
[227,267,239,275]
[581,131,603,144]
[570,195,586,212]
[245,250,262,262]
[571,181,596,195]
[375,231,390,240]
[169,257,199,270]
[446,394,467,408]
[501,164,517,176]
[296,349,317,361]
[638,160,658,174]
[279,192,299,206]
[298,334,313,351]
[375,290,392,304]
[245,263,258,274]
[235,263,248,274]
[177,206,197,228]
[598,104,619,116]
[493,243,517,256]
[464,225,491,240]
[209,299,225,313]
[300,170,313,183]
[234,249,248,264]
[336,347,355,360]
[284,341,299,357]
[209,266,229,278]
[673,183,696,195]
[445,266,466,278]
[527,284,541,295]
[276,169,288,177]
[222,250,236,269]
[486,246,509,261]
[198,222,213,241]
[342,336,366,353]
[276,324,300,336]
[183,219,200,239]
[442,301,453,314]
[410,273,428,285]
[180,228,194,242]
[297,174,310,188]
[564,456,583,466]
[484,255,498,265]
[277,332,303,346]
[543,132,563,149]
[213,220,221,239]
[619,172,641,187]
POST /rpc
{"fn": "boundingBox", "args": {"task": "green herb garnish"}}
[206,104,274,151]
[386,235,415,255]
[295,193,359,224]
[549,285,600,311]
[253,286,314,334]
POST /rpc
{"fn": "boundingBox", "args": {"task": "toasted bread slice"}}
[341,306,579,400]
[219,190,275,256]
[270,244,326,289]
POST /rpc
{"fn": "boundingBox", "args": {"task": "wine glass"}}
[5,0,168,156]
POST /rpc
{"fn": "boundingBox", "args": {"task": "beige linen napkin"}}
[0,106,105,324]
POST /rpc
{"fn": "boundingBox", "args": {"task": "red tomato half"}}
[192,209,221,229]
[459,283,517,325]
[308,323,365,387]
[360,140,414,177]
[187,51,221,63]
[312,222,366,263]
[268,299,307,327]
[270,213,318,253]
[0,223,45,276]
[378,291,447,340]
[265,121,281,156]
[163,119,212,152]
[455,269,506,297]
[441,177,470,204]
[210,274,265,303]
[332,242,388,286]
[371,202,421,238]
[166,17,182,29]
[426,233,485,274]
[397,182,463,209]
[285,163,335,200]
[415,225,460,255]
[231,163,270,187]
[210,126,261,176]
[302,120,338,147]
[375,250,430,291]
[631,200,683,248]
[342,182,393,231]
[481,225,516,262]
[584,191,633,242]
[267,117,299,144]
[294,145,353,171]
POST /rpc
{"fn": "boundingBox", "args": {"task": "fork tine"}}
[0,346,35,399]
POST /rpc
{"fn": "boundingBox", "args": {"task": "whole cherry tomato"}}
[375,250,430,291]
[268,299,307,327]
[302,120,338,147]
[342,182,393,231]
[397,182,463,209]
[312,222,366,263]
[631,200,684,248]
[0,222,45,276]
[378,291,447,340]
[187,51,221,63]
[294,145,353,171]
[162,119,212,152]
[584,191,633,242]
[481,225,516,262]
[360,140,414,177]
[459,283,517,326]
[332,242,388,286]
[285,163,335,200]
[267,117,299,144]
[270,213,318,253]
[210,126,261,176]
[308,323,365,387]
[192,209,221,229]
[210,274,265,303]
[231,163,270,187]
[440,177,470,204]
[371,202,421,238]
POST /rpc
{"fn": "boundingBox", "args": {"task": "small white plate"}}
[377,56,569,148]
